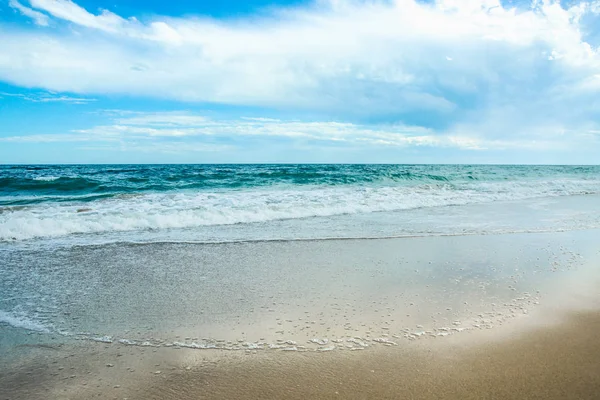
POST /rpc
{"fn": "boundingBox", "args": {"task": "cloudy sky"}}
[1,0,600,163]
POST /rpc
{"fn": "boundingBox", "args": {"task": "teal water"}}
[2,164,599,204]
[1,164,599,243]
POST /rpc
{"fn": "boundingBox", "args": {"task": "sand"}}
[2,228,600,400]
[2,310,600,400]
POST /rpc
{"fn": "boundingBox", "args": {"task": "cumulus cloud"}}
[2,0,600,155]
[0,2,596,101]
[8,0,49,26]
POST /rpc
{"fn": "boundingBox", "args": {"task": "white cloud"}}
[73,112,441,144]
[0,133,108,142]
[8,0,49,26]
[77,142,233,154]
[112,112,211,127]
[2,110,581,151]
[1,0,600,155]
[1,1,598,106]
[0,90,95,103]
[27,0,125,32]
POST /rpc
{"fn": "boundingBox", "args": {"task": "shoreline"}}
[3,229,597,348]
[2,309,600,399]
[2,226,599,399]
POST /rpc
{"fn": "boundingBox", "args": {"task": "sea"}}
[1,164,600,353]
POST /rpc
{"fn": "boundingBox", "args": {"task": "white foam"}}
[92,335,113,343]
[32,176,61,182]
[0,310,51,332]
[1,178,599,241]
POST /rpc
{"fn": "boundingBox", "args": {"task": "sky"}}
[1,0,600,164]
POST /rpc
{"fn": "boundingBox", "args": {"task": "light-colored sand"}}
[2,310,600,400]
[2,228,599,399]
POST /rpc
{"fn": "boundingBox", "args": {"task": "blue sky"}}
[1,0,600,164]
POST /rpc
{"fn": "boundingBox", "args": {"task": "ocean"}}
[1,164,600,354]
[2,164,600,244]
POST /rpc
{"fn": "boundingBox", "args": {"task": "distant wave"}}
[32,176,61,182]
[3,164,599,206]
[0,176,102,195]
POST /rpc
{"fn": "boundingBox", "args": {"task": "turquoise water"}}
[2,165,599,204]
[1,164,599,243]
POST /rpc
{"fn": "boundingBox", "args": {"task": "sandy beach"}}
[139,311,600,400]
[2,226,600,400]
[2,309,600,400]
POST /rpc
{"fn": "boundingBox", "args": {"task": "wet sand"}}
[2,310,600,400]
[2,227,600,399]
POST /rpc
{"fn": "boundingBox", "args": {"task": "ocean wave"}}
[0,176,102,195]
[0,310,51,332]
[4,165,598,207]
[32,176,61,182]
[1,178,598,241]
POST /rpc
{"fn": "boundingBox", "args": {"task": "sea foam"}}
[2,164,600,241]
[0,310,51,333]
[1,177,599,241]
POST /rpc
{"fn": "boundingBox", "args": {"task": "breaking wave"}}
[1,173,599,241]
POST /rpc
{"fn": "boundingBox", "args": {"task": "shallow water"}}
[1,227,598,353]
[1,165,600,355]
